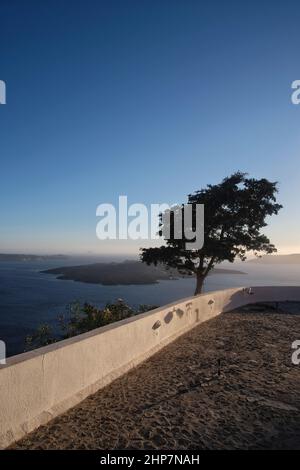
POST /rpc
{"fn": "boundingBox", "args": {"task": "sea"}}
[1,256,300,357]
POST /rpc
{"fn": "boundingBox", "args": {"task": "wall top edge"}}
[2,285,300,369]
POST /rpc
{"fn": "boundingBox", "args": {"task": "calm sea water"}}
[0,258,300,357]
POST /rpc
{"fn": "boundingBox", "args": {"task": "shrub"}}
[25,299,157,351]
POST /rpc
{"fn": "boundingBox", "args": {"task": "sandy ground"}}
[12,302,300,450]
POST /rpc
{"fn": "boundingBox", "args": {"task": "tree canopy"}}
[141,172,282,294]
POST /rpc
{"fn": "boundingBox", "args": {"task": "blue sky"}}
[1,0,300,255]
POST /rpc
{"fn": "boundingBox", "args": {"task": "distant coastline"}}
[248,254,300,264]
[42,261,246,286]
[0,253,68,262]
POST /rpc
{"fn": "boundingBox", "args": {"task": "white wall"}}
[1,285,300,448]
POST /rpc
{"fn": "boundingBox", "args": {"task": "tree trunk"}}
[194,273,205,295]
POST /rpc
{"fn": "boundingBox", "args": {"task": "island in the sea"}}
[42,260,246,286]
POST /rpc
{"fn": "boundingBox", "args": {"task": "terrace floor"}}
[12,302,300,450]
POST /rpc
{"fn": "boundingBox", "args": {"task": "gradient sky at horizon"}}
[1,0,300,256]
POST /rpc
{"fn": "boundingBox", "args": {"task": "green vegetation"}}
[25,300,157,351]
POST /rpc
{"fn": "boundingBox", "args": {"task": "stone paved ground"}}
[12,303,300,450]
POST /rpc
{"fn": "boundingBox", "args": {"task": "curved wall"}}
[1,285,300,448]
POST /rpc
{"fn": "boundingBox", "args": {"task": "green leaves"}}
[25,301,157,351]
[141,172,282,294]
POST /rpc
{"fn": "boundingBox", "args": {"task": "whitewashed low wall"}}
[1,285,300,448]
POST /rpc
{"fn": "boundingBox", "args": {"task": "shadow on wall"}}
[153,299,209,332]
[150,286,300,334]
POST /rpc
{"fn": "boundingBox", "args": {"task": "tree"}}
[141,172,282,295]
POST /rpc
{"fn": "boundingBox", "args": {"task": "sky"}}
[1,0,300,256]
